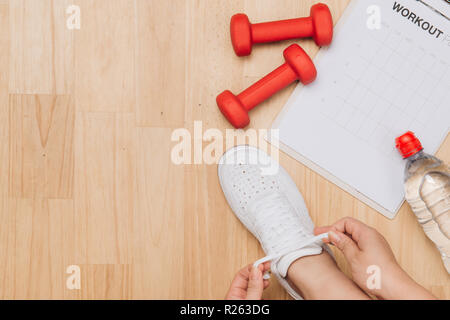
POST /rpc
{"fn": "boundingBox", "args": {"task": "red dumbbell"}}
[231,3,333,57]
[217,44,316,128]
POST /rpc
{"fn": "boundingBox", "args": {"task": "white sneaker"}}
[218,145,330,300]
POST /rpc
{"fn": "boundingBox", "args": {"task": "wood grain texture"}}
[132,128,184,299]
[0,198,75,299]
[0,2,9,197]
[9,0,74,94]
[135,0,186,127]
[73,112,134,265]
[0,0,449,299]
[9,94,74,198]
[74,0,135,112]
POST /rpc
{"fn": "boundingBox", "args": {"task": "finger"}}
[314,226,333,243]
[263,279,270,289]
[331,217,369,245]
[260,262,271,278]
[226,264,254,300]
[226,272,248,300]
[314,226,332,235]
[229,265,251,291]
[246,267,264,300]
[328,230,360,261]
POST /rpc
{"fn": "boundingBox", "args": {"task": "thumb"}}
[328,230,360,261]
[246,266,264,300]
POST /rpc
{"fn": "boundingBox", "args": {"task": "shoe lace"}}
[250,192,328,278]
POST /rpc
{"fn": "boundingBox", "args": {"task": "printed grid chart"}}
[319,21,449,159]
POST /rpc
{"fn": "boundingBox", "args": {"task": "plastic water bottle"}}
[396,131,449,273]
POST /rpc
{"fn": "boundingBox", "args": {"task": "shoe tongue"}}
[248,192,290,220]
[249,192,306,252]
[249,192,301,240]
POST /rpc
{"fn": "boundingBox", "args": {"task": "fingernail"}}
[329,231,341,243]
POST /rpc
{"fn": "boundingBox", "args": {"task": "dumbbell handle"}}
[238,63,297,111]
[252,17,314,43]
[217,44,316,129]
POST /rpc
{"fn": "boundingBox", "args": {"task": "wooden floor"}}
[0,0,448,299]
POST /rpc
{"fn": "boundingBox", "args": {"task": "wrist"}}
[378,263,436,300]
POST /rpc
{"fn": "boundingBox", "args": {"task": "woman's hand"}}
[315,217,436,300]
[226,262,271,300]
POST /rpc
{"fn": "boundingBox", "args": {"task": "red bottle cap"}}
[395,131,423,159]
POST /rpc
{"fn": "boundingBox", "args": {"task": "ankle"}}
[286,251,370,300]
[287,251,338,287]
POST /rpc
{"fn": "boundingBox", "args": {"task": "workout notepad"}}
[269,0,450,219]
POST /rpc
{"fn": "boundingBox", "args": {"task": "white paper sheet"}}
[270,0,450,219]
